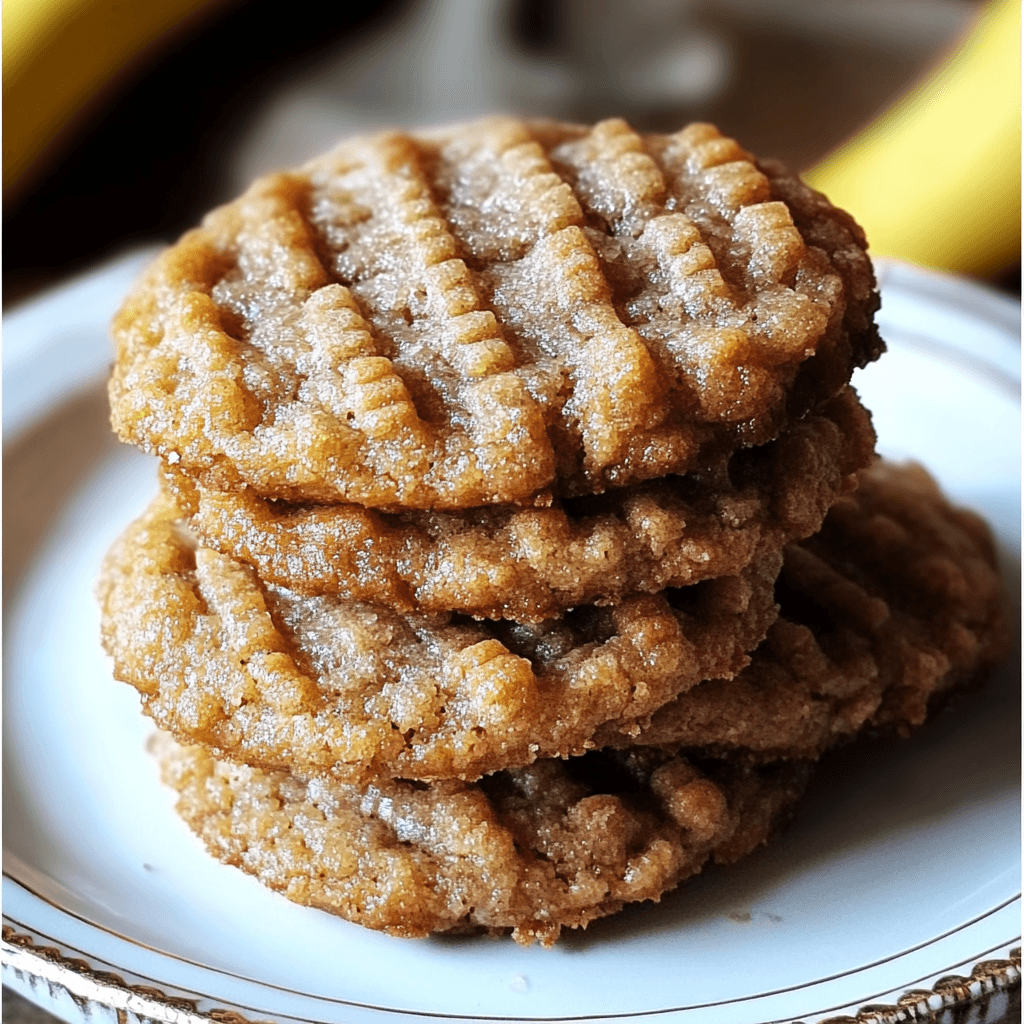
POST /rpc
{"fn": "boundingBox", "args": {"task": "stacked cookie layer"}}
[98,118,1006,946]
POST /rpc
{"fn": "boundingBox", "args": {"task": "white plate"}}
[3,256,1020,1024]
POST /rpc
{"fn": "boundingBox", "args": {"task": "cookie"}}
[97,493,780,782]
[109,117,881,509]
[153,733,810,946]
[166,387,873,622]
[597,462,1010,758]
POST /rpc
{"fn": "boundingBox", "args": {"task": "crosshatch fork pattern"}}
[109,117,882,509]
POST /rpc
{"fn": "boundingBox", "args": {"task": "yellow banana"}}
[805,0,1021,276]
[3,0,220,192]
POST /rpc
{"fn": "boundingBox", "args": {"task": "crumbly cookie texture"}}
[597,461,1010,758]
[109,117,881,509]
[97,494,780,783]
[154,734,810,946]
[168,387,874,622]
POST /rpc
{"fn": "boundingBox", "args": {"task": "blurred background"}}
[3,0,1020,308]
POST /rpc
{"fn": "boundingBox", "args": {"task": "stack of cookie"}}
[97,118,1007,945]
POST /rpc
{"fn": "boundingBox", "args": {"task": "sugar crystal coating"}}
[109,117,881,508]
[97,112,1011,952]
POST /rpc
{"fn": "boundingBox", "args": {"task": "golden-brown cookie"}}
[167,387,873,622]
[597,462,1010,758]
[109,117,881,509]
[97,492,780,782]
[154,733,810,946]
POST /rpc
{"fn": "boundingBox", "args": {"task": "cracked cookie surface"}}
[110,117,881,509]
[98,493,780,782]
[597,462,1010,759]
[154,734,809,946]
[166,387,874,622]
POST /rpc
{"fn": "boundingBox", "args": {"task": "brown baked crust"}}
[597,462,1010,758]
[168,387,874,621]
[154,734,810,946]
[97,493,780,782]
[109,117,880,509]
